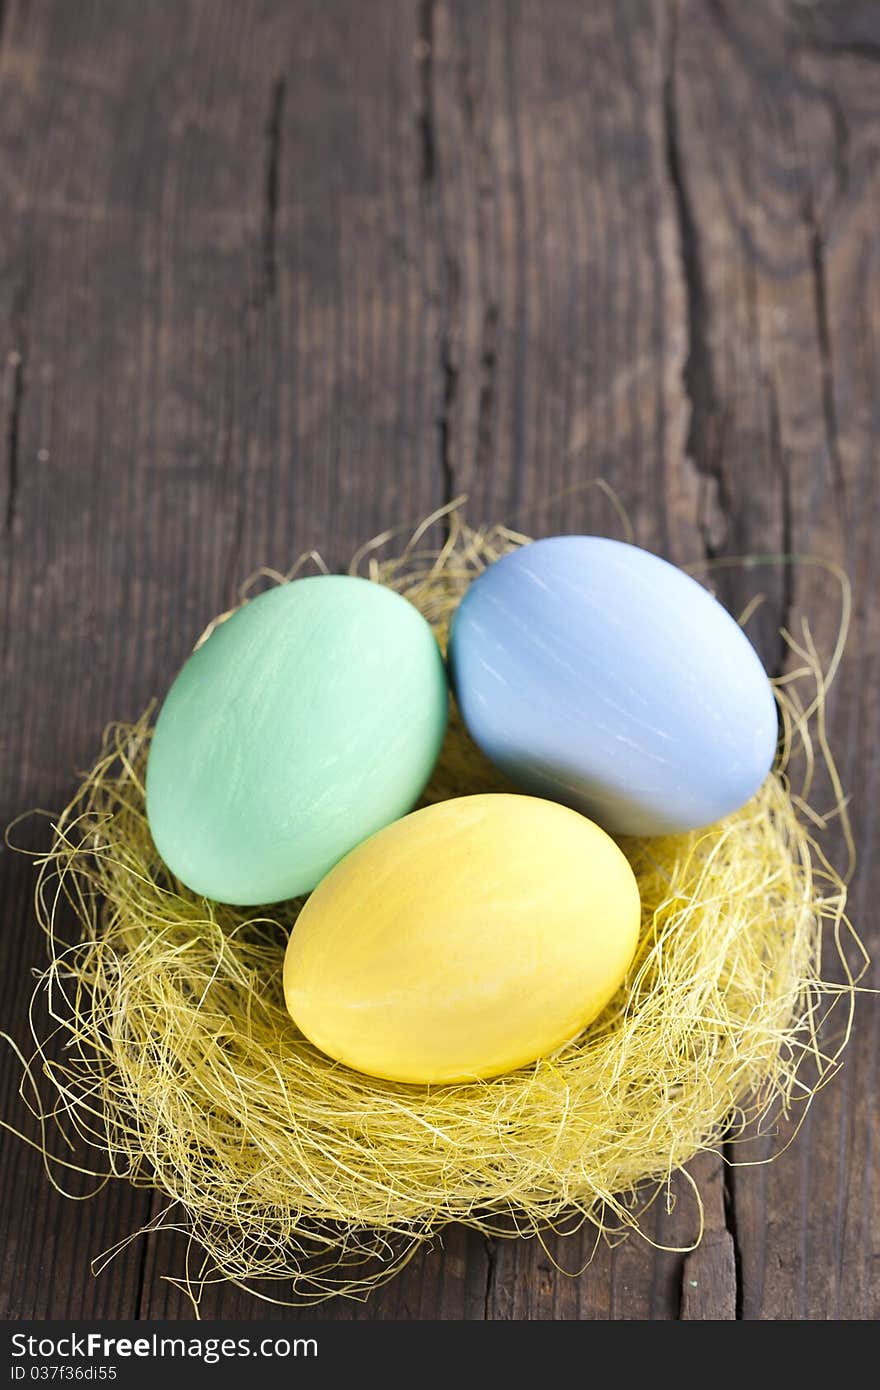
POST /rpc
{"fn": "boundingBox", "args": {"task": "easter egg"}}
[448,537,778,836]
[146,576,448,905]
[283,793,640,1084]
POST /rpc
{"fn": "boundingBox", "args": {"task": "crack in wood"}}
[662,0,729,561]
[804,195,847,522]
[501,8,526,504]
[438,254,459,510]
[483,1235,497,1319]
[419,5,498,514]
[722,1144,744,1319]
[476,301,498,479]
[133,1237,150,1320]
[417,3,461,518]
[416,0,436,184]
[455,18,498,483]
[766,377,795,680]
[262,77,286,302]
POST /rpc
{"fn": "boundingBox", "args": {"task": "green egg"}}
[145,576,448,905]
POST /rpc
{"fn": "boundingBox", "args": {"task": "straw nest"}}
[6,509,862,1309]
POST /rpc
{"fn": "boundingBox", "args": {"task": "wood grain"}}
[0,0,876,1320]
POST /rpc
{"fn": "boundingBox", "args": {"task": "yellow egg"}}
[283,793,641,1084]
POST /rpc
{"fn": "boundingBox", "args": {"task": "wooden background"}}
[1,0,877,1321]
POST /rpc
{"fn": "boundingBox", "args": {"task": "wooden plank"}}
[0,0,449,1321]
[666,0,880,1321]
[1,0,876,1321]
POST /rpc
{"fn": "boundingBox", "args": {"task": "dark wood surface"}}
[1,0,877,1321]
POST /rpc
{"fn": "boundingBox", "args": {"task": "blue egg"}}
[448,536,778,836]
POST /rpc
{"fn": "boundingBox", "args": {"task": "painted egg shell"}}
[283,793,641,1084]
[146,576,448,905]
[448,537,778,836]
